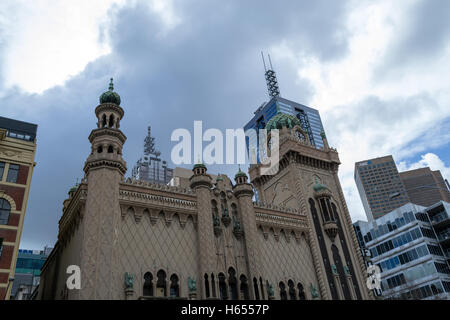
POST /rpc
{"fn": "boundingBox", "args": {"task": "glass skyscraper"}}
[244,96,325,163]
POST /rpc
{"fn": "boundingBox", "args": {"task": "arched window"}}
[170,274,179,297]
[253,277,260,300]
[220,192,228,217]
[231,203,238,217]
[319,198,331,222]
[212,200,218,224]
[204,274,210,298]
[218,273,228,300]
[109,114,115,128]
[288,280,296,300]
[211,273,216,298]
[97,145,103,153]
[102,114,107,127]
[0,198,11,225]
[279,282,287,300]
[212,200,218,214]
[107,145,114,153]
[228,268,238,300]
[240,275,250,300]
[143,272,153,296]
[259,277,265,300]
[331,244,352,300]
[297,283,306,300]
[156,269,167,297]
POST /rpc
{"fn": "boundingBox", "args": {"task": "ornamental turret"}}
[83,78,127,177]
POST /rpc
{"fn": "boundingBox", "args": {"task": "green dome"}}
[235,167,247,180]
[193,162,206,170]
[99,78,121,105]
[266,112,301,132]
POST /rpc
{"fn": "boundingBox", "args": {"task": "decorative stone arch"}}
[101,113,107,128]
[288,279,296,300]
[143,272,154,296]
[257,224,269,240]
[0,193,17,211]
[218,272,228,300]
[280,229,290,243]
[239,274,250,300]
[108,113,115,128]
[169,273,180,297]
[172,212,180,226]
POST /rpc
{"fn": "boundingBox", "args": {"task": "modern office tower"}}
[10,247,52,300]
[400,168,450,207]
[131,126,173,184]
[354,202,450,300]
[244,57,325,164]
[0,116,37,300]
[355,155,410,222]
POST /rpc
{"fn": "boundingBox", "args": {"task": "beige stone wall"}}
[257,227,319,299]
[116,211,199,299]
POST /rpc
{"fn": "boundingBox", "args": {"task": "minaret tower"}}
[189,162,214,298]
[232,167,262,299]
[80,78,127,299]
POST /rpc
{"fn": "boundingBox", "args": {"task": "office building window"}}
[6,164,20,183]
[0,238,3,256]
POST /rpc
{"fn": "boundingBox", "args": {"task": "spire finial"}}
[109,78,114,91]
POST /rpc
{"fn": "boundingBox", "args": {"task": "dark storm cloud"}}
[0,0,354,249]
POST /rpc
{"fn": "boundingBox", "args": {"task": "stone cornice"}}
[88,128,127,144]
[119,189,197,213]
[255,212,308,232]
[83,158,127,175]
[122,178,195,196]
[95,103,124,119]
[249,146,340,185]
[189,174,213,189]
[253,201,301,215]
[232,183,254,198]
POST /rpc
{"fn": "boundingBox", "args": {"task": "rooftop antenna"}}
[144,126,159,156]
[261,51,280,98]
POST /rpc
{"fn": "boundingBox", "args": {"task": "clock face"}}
[295,130,306,141]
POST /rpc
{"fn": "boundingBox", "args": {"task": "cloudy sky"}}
[1,0,449,250]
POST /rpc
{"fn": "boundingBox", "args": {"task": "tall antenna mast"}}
[144,126,159,156]
[261,51,280,98]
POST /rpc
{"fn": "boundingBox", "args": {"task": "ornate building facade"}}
[0,116,37,300]
[36,80,371,300]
